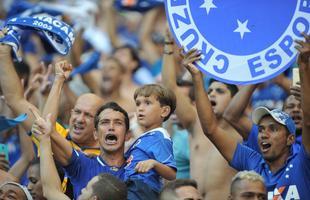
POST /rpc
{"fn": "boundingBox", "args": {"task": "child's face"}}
[135,94,167,131]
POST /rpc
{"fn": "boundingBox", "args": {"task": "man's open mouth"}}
[210,100,217,107]
[73,124,84,134]
[105,134,118,144]
[261,142,271,153]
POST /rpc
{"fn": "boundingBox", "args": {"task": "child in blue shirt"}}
[125,84,177,200]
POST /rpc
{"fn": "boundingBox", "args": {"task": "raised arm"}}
[184,53,238,162]
[161,30,197,130]
[295,33,310,153]
[30,109,70,200]
[139,7,162,65]
[9,126,35,181]
[101,0,122,48]
[0,34,39,132]
[223,84,257,140]
[42,60,74,166]
[42,60,71,124]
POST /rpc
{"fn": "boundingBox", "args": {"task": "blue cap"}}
[252,107,296,135]
[0,113,27,132]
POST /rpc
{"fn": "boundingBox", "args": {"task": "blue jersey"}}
[125,128,176,192]
[231,143,310,199]
[244,124,301,153]
[243,125,260,152]
[65,149,125,199]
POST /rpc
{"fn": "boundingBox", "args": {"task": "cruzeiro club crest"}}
[165,0,310,85]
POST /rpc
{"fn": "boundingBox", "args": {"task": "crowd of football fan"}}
[0,1,309,200]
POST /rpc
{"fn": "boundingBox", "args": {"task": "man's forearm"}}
[0,46,39,131]
[50,129,73,166]
[40,138,70,200]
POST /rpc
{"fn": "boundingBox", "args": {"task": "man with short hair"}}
[78,173,127,200]
[160,179,202,200]
[223,85,303,154]
[228,170,267,200]
[48,102,129,198]
[0,182,33,200]
[30,107,128,200]
[183,34,310,198]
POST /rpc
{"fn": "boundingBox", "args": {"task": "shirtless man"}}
[84,57,136,113]
[162,33,241,199]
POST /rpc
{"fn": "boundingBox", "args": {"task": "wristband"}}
[163,50,174,55]
[164,41,174,45]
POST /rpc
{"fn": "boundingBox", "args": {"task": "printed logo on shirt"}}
[132,139,141,149]
[110,167,119,171]
[125,155,133,168]
[165,0,310,84]
[268,185,300,200]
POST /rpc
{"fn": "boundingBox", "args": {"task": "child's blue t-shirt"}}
[124,127,176,192]
[65,149,125,199]
[231,143,310,199]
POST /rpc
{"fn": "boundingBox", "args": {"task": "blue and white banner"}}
[165,0,310,85]
[6,16,75,55]
[0,15,75,61]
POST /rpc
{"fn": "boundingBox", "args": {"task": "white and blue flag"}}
[165,0,310,84]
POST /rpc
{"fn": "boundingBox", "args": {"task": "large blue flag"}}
[166,0,310,85]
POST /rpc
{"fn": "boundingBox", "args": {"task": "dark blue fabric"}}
[7,1,34,18]
[20,30,37,54]
[7,1,61,18]
[126,179,159,200]
[65,149,125,199]
[114,0,163,12]
[70,51,101,77]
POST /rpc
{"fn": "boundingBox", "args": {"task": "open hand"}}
[295,33,310,65]
[180,48,202,75]
[29,62,53,96]
[135,159,157,173]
